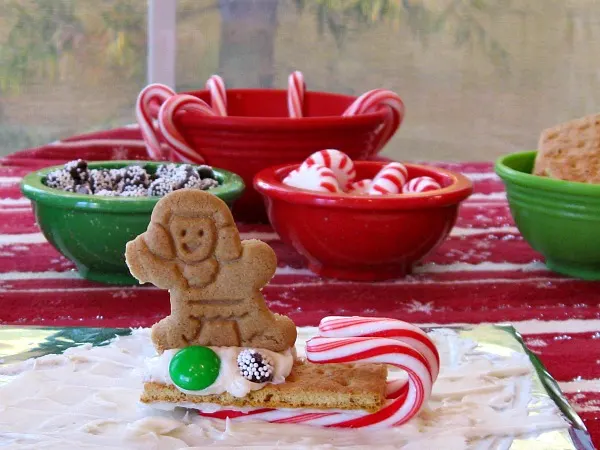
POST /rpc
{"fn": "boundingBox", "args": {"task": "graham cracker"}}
[534,113,600,183]
[141,360,388,413]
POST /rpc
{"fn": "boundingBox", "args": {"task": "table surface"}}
[1,127,599,447]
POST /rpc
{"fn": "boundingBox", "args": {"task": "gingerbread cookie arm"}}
[239,239,277,289]
[125,236,181,289]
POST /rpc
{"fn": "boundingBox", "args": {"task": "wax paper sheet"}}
[0,325,593,449]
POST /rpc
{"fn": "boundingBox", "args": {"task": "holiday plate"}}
[0,324,593,449]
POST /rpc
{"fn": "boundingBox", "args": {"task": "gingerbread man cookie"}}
[125,189,297,353]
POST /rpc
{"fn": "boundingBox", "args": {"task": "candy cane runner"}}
[158,94,216,164]
[136,83,176,160]
[198,316,438,428]
[343,89,405,153]
[288,71,305,118]
[205,75,228,116]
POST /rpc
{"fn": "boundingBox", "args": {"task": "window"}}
[1,1,599,161]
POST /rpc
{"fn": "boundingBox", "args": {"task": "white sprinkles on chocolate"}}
[237,349,275,383]
[43,160,219,197]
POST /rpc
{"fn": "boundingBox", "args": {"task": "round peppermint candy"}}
[301,149,356,189]
[368,162,408,195]
[348,179,372,195]
[403,176,441,193]
[283,164,341,193]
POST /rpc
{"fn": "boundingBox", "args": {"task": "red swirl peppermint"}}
[403,176,441,193]
[283,165,341,193]
[301,149,356,190]
[368,162,409,195]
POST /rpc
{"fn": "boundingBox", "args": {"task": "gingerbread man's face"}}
[169,216,217,263]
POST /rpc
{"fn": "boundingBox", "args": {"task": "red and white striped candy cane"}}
[368,162,409,195]
[136,83,176,160]
[317,316,439,381]
[343,89,405,153]
[282,165,341,193]
[198,316,437,428]
[348,179,372,195]
[288,71,305,118]
[301,149,357,189]
[158,94,217,164]
[403,176,442,194]
[205,74,228,116]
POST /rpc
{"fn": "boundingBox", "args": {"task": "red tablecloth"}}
[1,127,599,446]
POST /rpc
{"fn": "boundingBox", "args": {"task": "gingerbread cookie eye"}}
[169,216,216,263]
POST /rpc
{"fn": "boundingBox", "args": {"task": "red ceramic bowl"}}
[153,89,396,222]
[254,162,473,281]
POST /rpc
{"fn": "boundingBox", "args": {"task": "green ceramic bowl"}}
[495,151,600,280]
[21,161,245,285]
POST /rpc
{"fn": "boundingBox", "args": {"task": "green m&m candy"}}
[169,346,220,391]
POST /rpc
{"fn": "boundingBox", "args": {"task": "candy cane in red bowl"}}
[198,316,438,428]
[136,83,176,160]
[343,89,405,155]
[205,74,228,117]
[135,76,402,222]
[157,94,216,164]
[288,70,305,118]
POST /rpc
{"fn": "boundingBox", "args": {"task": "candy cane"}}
[343,89,405,153]
[205,75,228,116]
[403,176,442,194]
[301,149,356,189]
[136,83,176,160]
[198,316,437,428]
[317,316,439,381]
[158,94,216,164]
[368,162,409,195]
[282,165,341,193]
[288,71,305,118]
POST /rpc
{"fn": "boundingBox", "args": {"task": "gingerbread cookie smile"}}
[126,189,439,428]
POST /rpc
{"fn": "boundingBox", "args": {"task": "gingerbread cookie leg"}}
[235,308,297,352]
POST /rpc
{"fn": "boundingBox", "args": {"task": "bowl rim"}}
[495,150,600,197]
[254,161,473,210]
[174,88,391,129]
[20,160,245,212]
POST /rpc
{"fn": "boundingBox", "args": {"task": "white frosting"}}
[0,327,568,449]
[144,346,294,398]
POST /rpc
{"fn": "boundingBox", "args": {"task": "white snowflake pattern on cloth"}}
[525,338,547,348]
[112,290,134,299]
[404,299,437,315]
[112,146,129,160]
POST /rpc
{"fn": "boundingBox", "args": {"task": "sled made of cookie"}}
[125,191,439,428]
[142,317,439,429]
